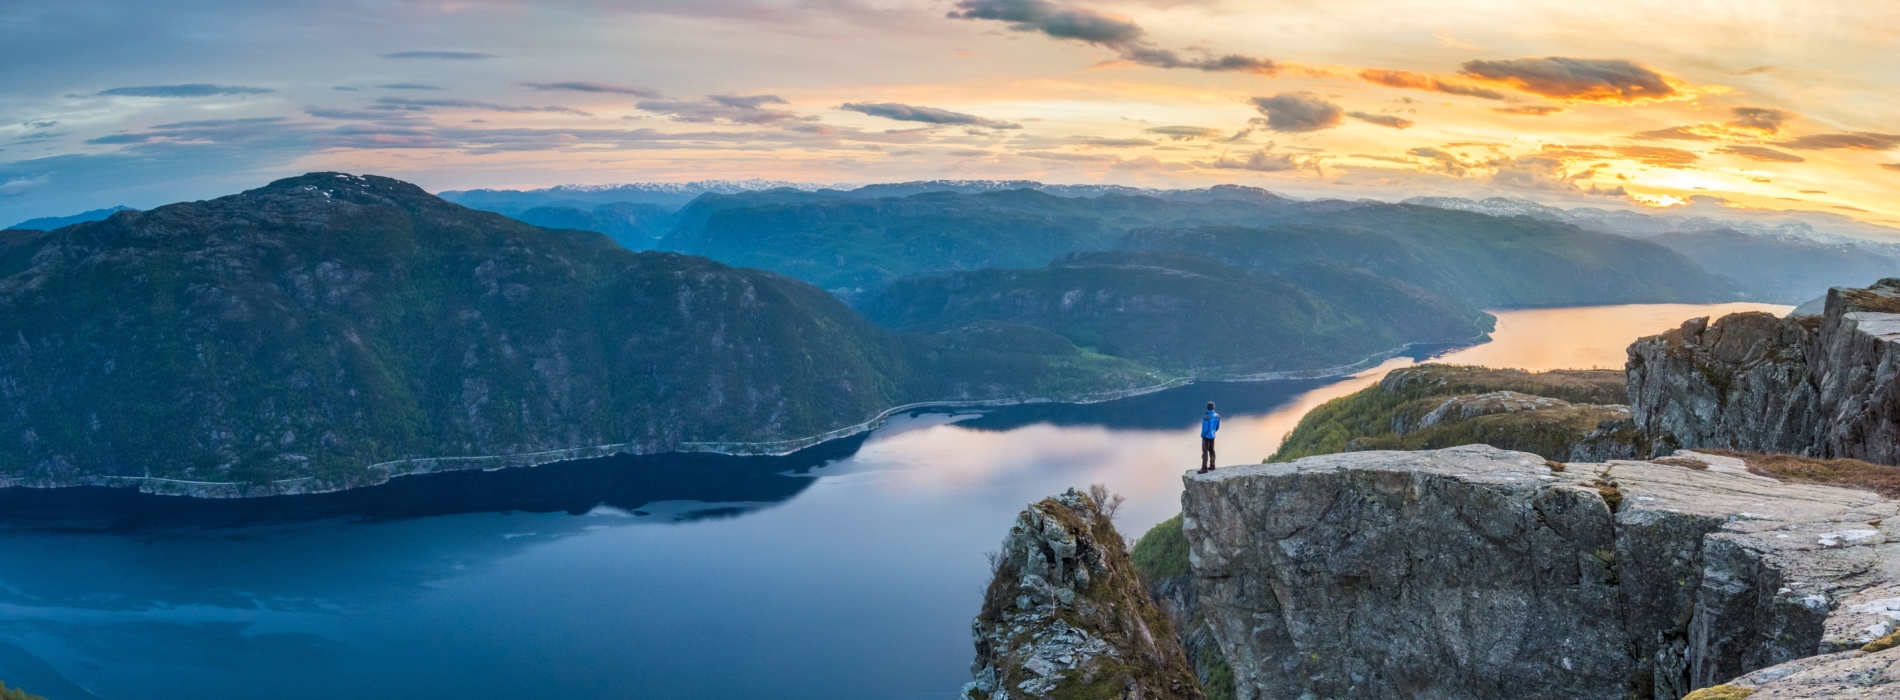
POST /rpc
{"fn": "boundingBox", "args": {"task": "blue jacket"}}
[1201,411,1220,439]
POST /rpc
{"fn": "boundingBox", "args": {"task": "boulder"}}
[1181,445,1898,700]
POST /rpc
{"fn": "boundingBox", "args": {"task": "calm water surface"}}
[0,303,1784,700]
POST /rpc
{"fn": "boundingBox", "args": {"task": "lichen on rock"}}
[966,488,1203,700]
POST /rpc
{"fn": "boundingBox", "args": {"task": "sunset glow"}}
[2,0,1897,222]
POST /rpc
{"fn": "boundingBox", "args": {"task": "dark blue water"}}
[0,303,1787,700]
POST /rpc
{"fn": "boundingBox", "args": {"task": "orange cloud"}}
[1492,105,1567,116]
[1357,69,1506,100]
[1716,145,1805,163]
[1460,57,1682,103]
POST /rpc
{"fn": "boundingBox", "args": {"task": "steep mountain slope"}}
[658,189,1301,292]
[1125,205,1736,307]
[0,173,1146,492]
[511,201,677,250]
[865,251,1493,375]
[1647,228,1898,303]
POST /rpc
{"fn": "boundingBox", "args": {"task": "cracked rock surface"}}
[966,489,1204,700]
[1181,445,1898,700]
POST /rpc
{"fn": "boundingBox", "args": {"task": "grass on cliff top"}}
[1270,364,1626,462]
[1709,449,1900,499]
[1342,403,1632,463]
[1,682,46,700]
[1131,514,1190,583]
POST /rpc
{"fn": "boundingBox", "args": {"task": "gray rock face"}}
[1181,445,1898,700]
[967,489,1204,700]
[1628,278,1900,465]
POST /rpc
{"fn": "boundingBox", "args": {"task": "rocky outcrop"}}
[966,489,1203,700]
[1628,278,1900,465]
[1697,644,1900,698]
[1180,445,1898,700]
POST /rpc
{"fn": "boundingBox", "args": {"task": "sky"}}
[2,0,1898,224]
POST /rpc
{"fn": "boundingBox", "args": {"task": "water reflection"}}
[0,303,1788,700]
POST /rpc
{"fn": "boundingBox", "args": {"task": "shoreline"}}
[0,339,1466,500]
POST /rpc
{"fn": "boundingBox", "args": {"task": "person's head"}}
[1206,402,1215,411]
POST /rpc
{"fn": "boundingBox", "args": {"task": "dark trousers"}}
[1201,437,1216,469]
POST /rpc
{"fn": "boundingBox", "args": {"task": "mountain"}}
[658,189,1307,294]
[1646,228,1899,303]
[510,201,677,250]
[8,206,136,232]
[0,173,1148,493]
[864,251,1493,376]
[437,179,824,213]
[1404,195,1900,244]
[1125,204,1737,307]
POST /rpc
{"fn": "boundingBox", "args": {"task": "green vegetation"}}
[1270,365,1628,462]
[0,174,1154,488]
[1126,205,1735,307]
[1132,514,1190,583]
[0,682,46,700]
[865,251,1493,376]
[1864,629,1900,653]
[1680,685,1753,700]
[657,190,1732,308]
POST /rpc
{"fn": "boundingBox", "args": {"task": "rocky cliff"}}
[966,489,1204,700]
[1181,445,1898,700]
[1628,278,1900,465]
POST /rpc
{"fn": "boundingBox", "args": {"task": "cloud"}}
[1490,155,1625,194]
[1015,150,1118,161]
[1715,145,1805,163]
[95,84,274,98]
[1631,125,1720,141]
[1731,65,1776,76]
[373,97,591,115]
[522,81,660,97]
[1728,107,1793,134]
[636,94,803,124]
[1347,111,1413,129]
[1880,164,1900,172]
[377,83,440,90]
[1778,132,1900,150]
[1142,125,1224,141]
[1207,142,1323,173]
[945,0,1280,75]
[839,102,1020,129]
[1540,143,1700,168]
[1491,105,1567,116]
[23,121,57,129]
[1248,93,1342,132]
[1075,136,1153,147]
[384,51,496,60]
[1357,69,1506,100]
[0,174,50,197]
[1459,57,1678,102]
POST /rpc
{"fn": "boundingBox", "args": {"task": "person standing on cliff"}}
[1199,402,1221,473]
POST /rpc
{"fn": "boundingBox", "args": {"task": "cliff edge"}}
[1629,278,1900,464]
[1181,445,1898,700]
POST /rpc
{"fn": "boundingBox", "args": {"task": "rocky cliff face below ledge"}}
[1181,445,1899,700]
[1628,278,1900,465]
[967,489,1204,700]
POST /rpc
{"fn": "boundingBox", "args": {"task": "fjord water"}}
[0,303,1783,700]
